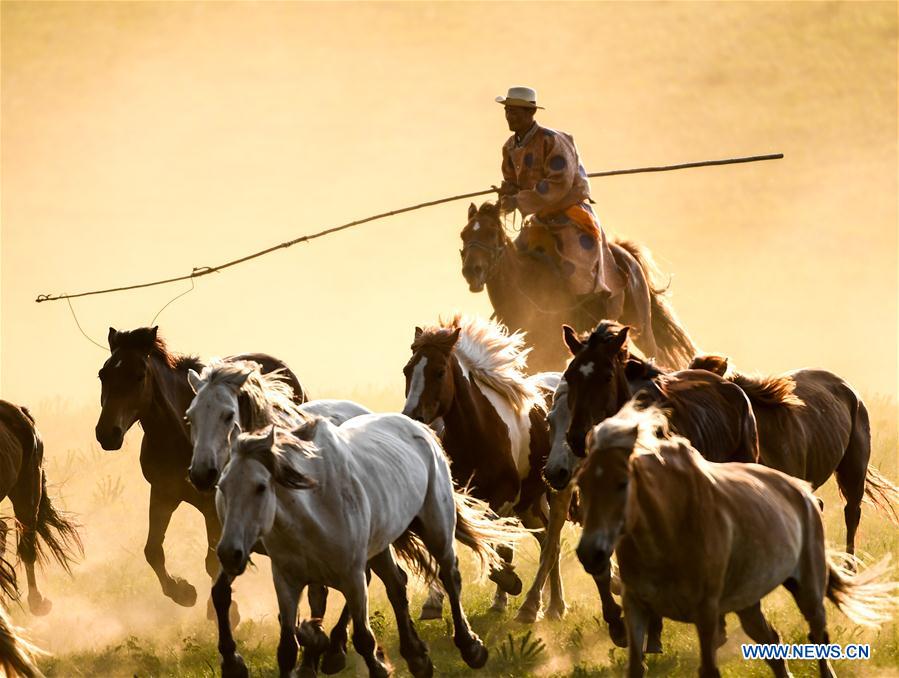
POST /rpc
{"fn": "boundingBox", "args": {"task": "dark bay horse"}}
[577,399,898,678]
[0,400,82,615]
[689,354,899,556]
[94,326,307,617]
[459,201,696,372]
[557,321,763,650]
[401,315,565,622]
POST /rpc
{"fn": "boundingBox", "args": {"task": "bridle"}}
[460,220,508,283]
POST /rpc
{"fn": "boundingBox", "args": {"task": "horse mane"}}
[198,360,312,432]
[688,354,804,409]
[115,327,201,372]
[624,355,666,381]
[414,314,542,414]
[237,426,319,469]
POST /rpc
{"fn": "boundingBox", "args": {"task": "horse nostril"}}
[111,426,123,441]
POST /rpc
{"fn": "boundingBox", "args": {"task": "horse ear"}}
[448,327,461,346]
[274,461,316,490]
[414,326,423,340]
[264,425,276,449]
[149,326,159,341]
[187,368,202,394]
[468,203,478,219]
[608,326,630,352]
[562,325,583,355]
[108,327,119,350]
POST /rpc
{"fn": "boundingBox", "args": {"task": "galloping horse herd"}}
[1,200,898,677]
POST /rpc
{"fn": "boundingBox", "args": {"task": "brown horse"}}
[459,201,696,372]
[689,353,898,556]
[93,327,309,621]
[0,400,81,616]
[577,399,898,678]
[401,315,565,622]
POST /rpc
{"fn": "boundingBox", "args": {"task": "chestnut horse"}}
[577,399,898,678]
[94,326,307,618]
[0,400,81,616]
[459,201,696,372]
[401,315,565,623]
[689,353,898,556]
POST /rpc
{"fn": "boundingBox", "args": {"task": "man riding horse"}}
[495,86,625,317]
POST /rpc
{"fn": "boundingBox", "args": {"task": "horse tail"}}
[736,387,761,464]
[615,239,697,370]
[826,553,898,627]
[0,606,43,678]
[863,465,899,526]
[0,555,18,601]
[34,470,83,573]
[452,489,529,575]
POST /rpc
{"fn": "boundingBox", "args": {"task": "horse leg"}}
[145,487,196,606]
[320,602,351,675]
[623,592,649,678]
[835,407,871,558]
[735,601,789,678]
[784,575,835,678]
[296,585,330,676]
[370,549,432,678]
[696,604,722,678]
[646,613,664,654]
[212,572,248,678]
[489,544,513,613]
[272,564,303,678]
[9,462,50,615]
[419,582,445,620]
[196,494,241,626]
[344,569,391,678]
[516,488,571,623]
[593,570,627,648]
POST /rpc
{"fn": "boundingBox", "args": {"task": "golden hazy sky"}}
[2,1,897,406]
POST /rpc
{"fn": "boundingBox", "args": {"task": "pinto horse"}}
[401,315,566,622]
[185,360,369,677]
[0,400,81,616]
[0,555,43,678]
[459,201,696,372]
[577,399,898,678]
[217,418,524,678]
[94,326,306,614]
[689,353,899,556]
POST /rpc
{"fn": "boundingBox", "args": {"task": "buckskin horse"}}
[401,314,565,623]
[93,326,306,618]
[576,398,898,678]
[0,400,81,616]
[459,201,696,372]
[689,353,899,556]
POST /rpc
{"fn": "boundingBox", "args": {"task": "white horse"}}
[217,416,524,677]
[185,360,369,678]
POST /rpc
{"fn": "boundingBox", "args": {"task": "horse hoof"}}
[513,605,540,624]
[297,620,330,655]
[609,620,628,648]
[646,639,663,654]
[461,640,488,669]
[28,595,52,616]
[545,604,567,621]
[320,649,347,675]
[297,666,318,678]
[489,567,522,596]
[221,654,249,678]
[408,654,434,678]
[419,605,443,621]
[168,578,198,607]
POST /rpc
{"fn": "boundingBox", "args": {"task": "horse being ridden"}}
[689,354,899,556]
[401,314,565,621]
[94,326,306,613]
[0,400,81,616]
[460,201,696,372]
[216,416,525,677]
[577,398,898,678]
[185,360,369,678]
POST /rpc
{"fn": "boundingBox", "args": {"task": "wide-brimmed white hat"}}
[495,86,544,110]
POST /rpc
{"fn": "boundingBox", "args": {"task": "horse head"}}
[402,324,461,424]
[95,326,160,450]
[460,201,507,293]
[561,322,632,458]
[575,398,665,577]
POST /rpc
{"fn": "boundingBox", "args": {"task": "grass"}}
[4,393,897,677]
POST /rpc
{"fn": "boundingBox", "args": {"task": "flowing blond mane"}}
[417,314,542,414]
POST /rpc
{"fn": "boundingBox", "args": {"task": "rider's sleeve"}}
[501,144,516,184]
[516,132,577,216]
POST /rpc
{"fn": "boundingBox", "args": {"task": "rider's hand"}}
[499,193,518,214]
[498,180,519,196]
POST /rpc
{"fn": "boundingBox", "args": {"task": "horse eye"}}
[256,483,266,494]
[617,480,629,492]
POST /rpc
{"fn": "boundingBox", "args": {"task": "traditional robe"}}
[502,123,623,299]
